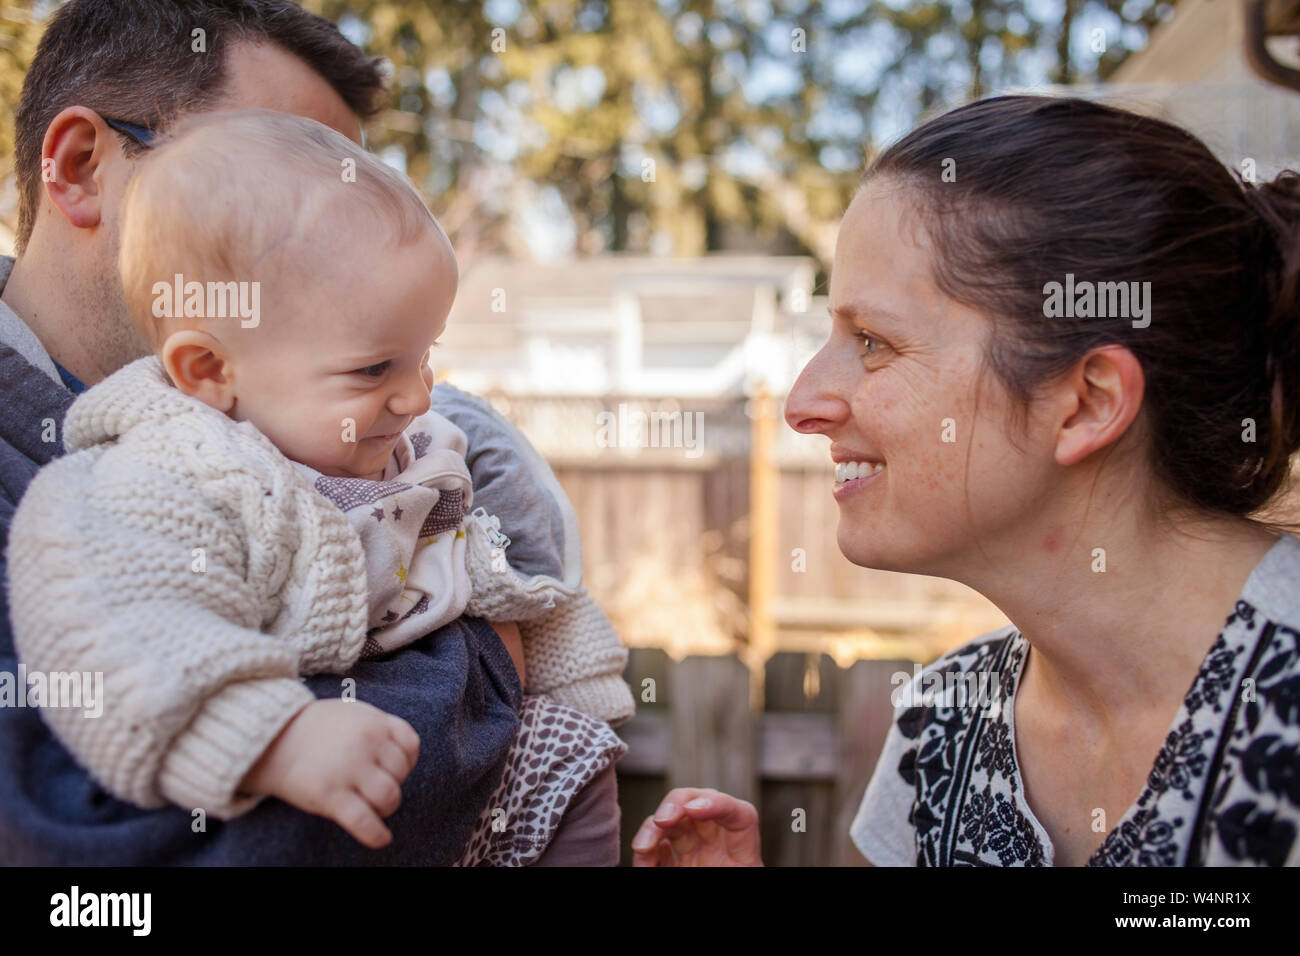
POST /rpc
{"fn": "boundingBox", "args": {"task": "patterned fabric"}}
[295,396,635,728]
[292,412,475,658]
[455,694,628,866]
[314,476,412,511]
[419,488,464,538]
[853,534,1300,866]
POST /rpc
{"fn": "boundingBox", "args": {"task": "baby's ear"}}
[160,329,237,412]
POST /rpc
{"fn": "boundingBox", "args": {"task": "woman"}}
[631,94,1300,866]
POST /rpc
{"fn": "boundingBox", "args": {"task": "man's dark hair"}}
[13,0,388,253]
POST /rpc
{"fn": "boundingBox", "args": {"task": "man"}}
[0,0,569,865]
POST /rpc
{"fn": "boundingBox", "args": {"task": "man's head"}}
[120,110,458,482]
[14,0,386,252]
[9,0,388,382]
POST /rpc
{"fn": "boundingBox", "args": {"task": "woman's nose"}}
[784,343,851,436]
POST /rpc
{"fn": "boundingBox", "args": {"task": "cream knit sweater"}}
[7,356,633,822]
[8,357,368,820]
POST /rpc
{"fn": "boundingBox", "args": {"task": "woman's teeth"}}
[834,461,884,483]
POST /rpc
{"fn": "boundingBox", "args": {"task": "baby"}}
[7,110,632,859]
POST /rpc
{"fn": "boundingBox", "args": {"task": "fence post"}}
[833,658,912,865]
[669,655,757,805]
[746,386,778,708]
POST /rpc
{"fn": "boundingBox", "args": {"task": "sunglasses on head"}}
[102,117,158,148]
[101,114,368,150]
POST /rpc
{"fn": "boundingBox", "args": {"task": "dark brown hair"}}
[13,0,388,252]
[866,94,1300,524]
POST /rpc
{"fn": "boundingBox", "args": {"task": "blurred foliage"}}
[1,0,1180,261]
[0,1,44,223]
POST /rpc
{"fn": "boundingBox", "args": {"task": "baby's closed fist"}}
[239,699,420,849]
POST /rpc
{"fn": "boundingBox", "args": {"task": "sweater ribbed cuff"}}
[542,673,637,727]
[156,677,317,820]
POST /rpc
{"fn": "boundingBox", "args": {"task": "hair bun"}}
[1245,170,1300,456]
[1247,170,1300,248]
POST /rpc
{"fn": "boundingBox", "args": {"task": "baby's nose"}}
[391,373,432,417]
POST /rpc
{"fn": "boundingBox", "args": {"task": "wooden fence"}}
[513,391,1009,665]
[614,647,910,866]
[490,392,1006,864]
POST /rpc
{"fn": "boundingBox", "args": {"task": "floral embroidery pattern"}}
[892,590,1300,867]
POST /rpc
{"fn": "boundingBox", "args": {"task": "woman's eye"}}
[355,362,389,377]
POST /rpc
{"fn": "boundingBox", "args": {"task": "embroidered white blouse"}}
[852,533,1300,866]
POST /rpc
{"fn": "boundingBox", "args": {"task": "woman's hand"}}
[630,788,763,866]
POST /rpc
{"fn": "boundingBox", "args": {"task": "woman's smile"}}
[832,460,885,500]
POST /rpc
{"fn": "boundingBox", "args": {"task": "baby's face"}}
[224,226,457,480]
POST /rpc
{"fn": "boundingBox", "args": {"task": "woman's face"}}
[784,177,1057,579]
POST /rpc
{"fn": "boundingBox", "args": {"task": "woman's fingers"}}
[651,788,759,834]
[647,789,696,827]
[631,788,709,851]
[630,821,668,865]
[678,790,760,830]
[630,827,663,866]
[631,817,668,856]
[663,818,704,860]
[631,788,761,865]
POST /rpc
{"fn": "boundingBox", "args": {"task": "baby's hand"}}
[238,699,420,849]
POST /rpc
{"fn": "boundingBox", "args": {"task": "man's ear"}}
[1054,344,1145,467]
[40,107,120,231]
[160,329,237,412]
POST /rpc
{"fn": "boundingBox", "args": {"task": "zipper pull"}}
[469,506,512,551]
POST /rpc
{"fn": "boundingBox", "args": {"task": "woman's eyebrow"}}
[830,302,908,328]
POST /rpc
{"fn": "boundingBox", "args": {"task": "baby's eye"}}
[355,361,390,377]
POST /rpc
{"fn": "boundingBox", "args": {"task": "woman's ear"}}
[1054,344,1146,467]
[160,329,237,412]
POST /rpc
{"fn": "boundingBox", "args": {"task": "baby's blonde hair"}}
[119,109,441,346]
